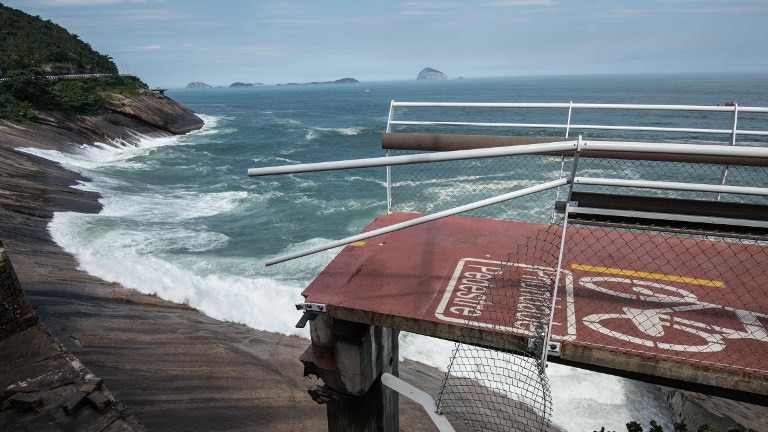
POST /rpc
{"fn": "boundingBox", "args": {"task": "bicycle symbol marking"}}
[579,276,768,353]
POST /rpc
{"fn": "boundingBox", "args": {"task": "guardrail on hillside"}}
[0,73,136,82]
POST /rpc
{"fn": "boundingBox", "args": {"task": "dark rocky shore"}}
[0,92,446,431]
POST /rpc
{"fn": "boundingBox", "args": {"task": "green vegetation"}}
[0,72,148,122]
[0,3,117,76]
[0,4,149,122]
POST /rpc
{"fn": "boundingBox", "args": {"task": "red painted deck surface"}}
[302,212,768,396]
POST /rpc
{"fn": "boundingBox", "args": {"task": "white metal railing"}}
[247,141,578,176]
[249,137,768,265]
[385,101,768,208]
[386,101,768,144]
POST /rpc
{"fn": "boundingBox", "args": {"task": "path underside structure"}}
[301,212,768,403]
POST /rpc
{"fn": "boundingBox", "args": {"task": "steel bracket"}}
[547,341,562,357]
[295,303,328,328]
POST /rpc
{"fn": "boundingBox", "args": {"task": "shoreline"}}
[0,117,445,430]
[0,135,328,430]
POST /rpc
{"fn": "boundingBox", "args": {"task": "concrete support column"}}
[0,241,37,339]
[301,314,399,431]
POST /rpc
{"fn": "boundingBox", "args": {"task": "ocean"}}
[23,73,768,431]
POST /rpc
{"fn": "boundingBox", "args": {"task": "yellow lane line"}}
[348,241,366,247]
[571,264,725,288]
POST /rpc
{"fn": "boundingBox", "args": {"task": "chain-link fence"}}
[388,150,567,223]
[435,228,566,432]
[384,133,767,430]
[557,221,768,375]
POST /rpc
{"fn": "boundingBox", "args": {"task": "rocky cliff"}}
[0,89,203,151]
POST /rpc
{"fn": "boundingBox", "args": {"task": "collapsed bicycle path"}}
[301,212,768,405]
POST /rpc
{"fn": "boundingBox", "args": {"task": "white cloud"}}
[400,1,458,15]
[38,0,156,5]
[403,1,458,7]
[488,0,553,5]
[118,44,162,51]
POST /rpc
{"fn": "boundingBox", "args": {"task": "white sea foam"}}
[271,156,301,164]
[19,114,223,173]
[99,190,247,221]
[292,177,317,188]
[311,126,365,136]
[316,199,379,215]
[48,211,310,337]
[20,139,171,172]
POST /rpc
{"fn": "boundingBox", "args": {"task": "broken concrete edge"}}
[659,386,768,432]
[0,241,39,340]
[7,392,43,410]
[0,322,145,432]
[2,323,117,414]
[64,378,112,414]
[36,324,117,416]
[302,314,401,431]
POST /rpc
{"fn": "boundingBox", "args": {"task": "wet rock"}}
[7,392,42,411]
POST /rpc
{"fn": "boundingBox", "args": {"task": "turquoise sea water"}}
[24,73,768,431]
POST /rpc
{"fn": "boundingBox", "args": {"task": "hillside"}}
[0,4,143,122]
[0,4,201,140]
[0,4,117,76]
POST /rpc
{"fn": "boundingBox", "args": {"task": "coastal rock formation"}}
[313,77,359,84]
[230,82,255,87]
[659,387,768,432]
[417,67,448,80]
[0,90,203,150]
[282,77,360,86]
[104,92,203,135]
[186,82,212,89]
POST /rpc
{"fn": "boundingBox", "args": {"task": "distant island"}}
[230,82,264,88]
[417,67,448,80]
[185,78,359,88]
[186,82,212,89]
[282,77,360,86]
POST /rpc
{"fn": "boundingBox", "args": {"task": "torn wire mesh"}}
[436,227,565,432]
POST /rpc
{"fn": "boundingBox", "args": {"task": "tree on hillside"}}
[0,3,118,77]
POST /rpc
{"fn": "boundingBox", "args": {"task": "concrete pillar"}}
[301,314,399,431]
[0,241,38,339]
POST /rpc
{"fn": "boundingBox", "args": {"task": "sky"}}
[3,0,768,88]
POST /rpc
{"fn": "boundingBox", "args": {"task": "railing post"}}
[386,101,395,214]
[731,103,739,146]
[565,100,573,138]
[718,103,739,200]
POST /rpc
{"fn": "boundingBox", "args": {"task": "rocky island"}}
[230,82,265,87]
[417,67,448,80]
[282,77,360,86]
[185,82,212,89]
